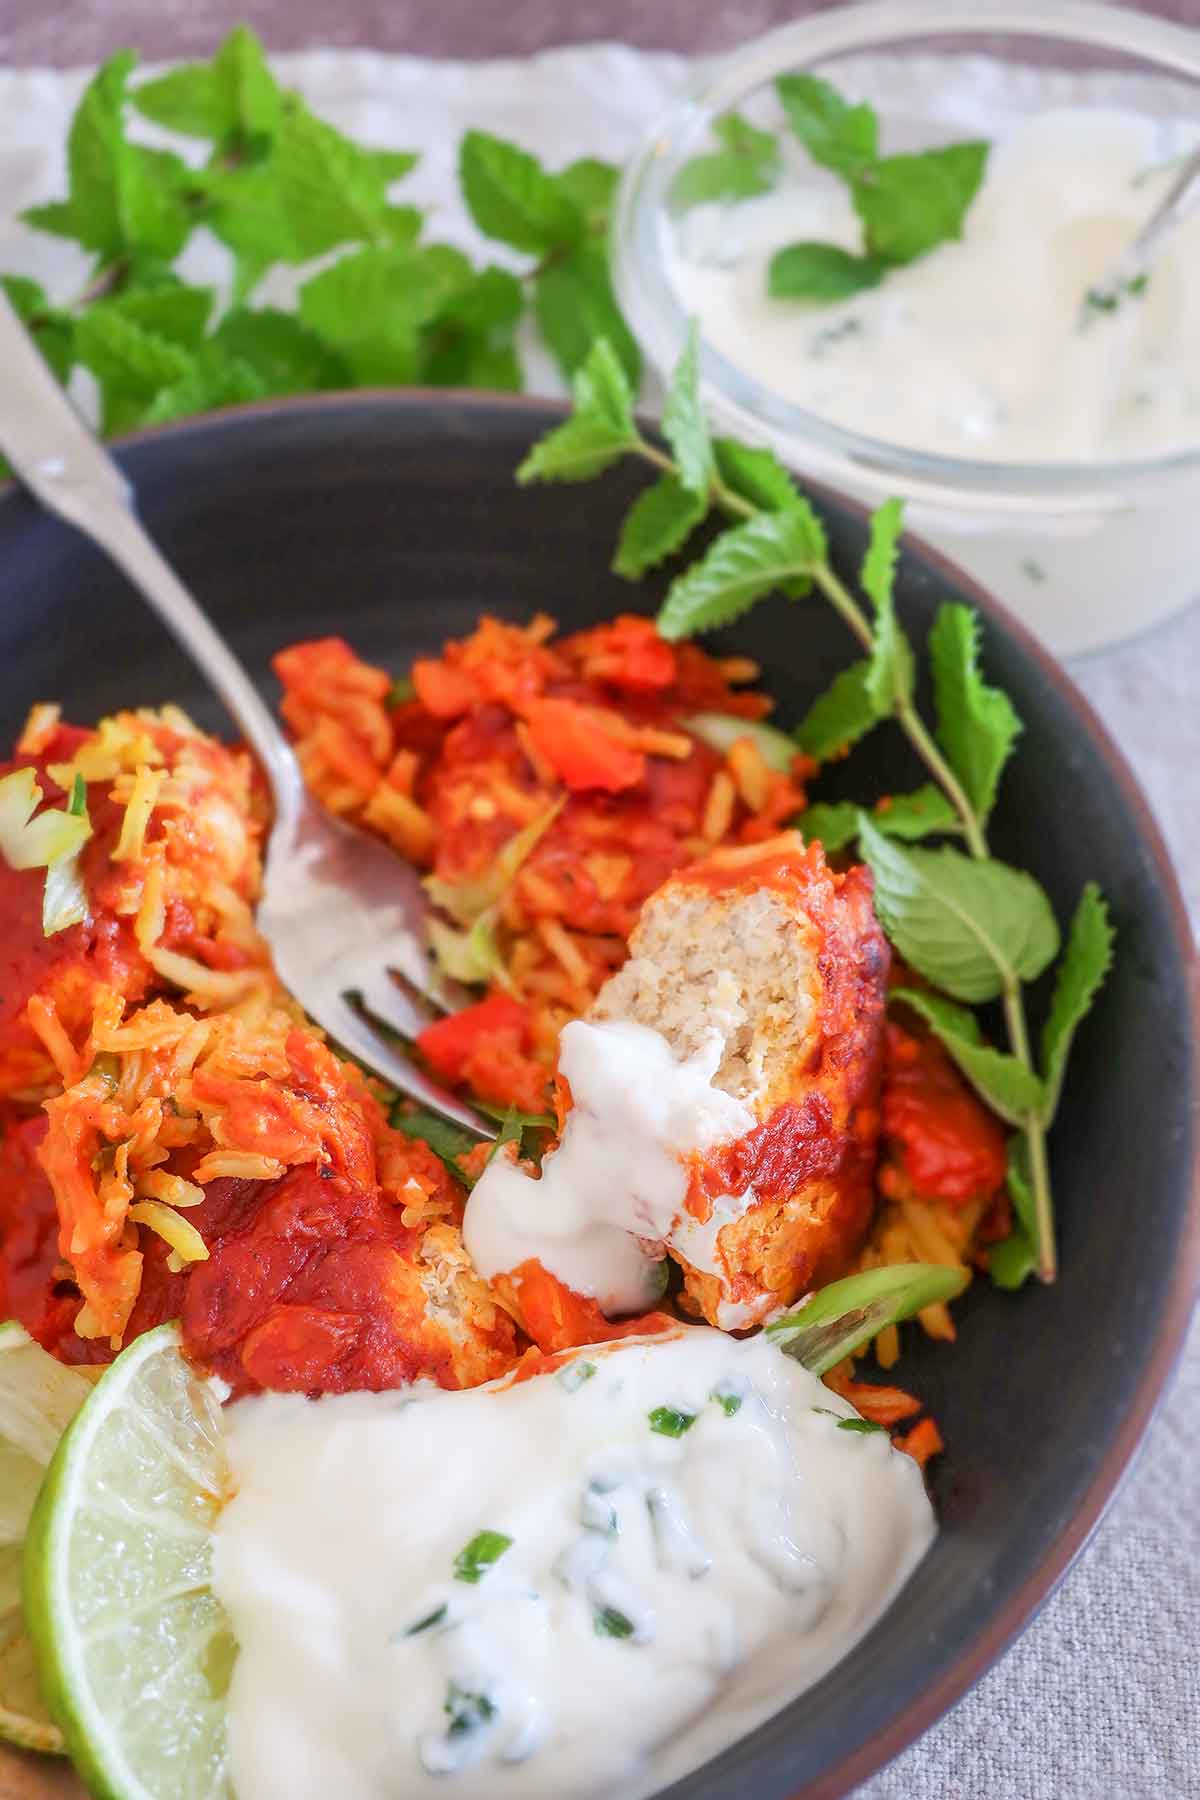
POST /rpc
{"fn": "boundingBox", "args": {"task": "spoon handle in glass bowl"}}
[0,288,300,808]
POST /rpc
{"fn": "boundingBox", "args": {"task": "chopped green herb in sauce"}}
[453,1530,513,1584]
[648,1406,697,1439]
[593,1605,637,1639]
[399,1603,448,1639]
[444,1681,496,1737]
[711,1389,742,1417]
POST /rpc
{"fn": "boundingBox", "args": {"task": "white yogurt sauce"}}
[463,1017,754,1317]
[214,1328,934,1800]
[671,106,1200,463]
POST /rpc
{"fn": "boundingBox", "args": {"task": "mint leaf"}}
[275,99,416,258]
[74,308,194,434]
[1040,883,1114,1125]
[517,339,638,483]
[768,242,887,301]
[613,474,707,578]
[25,51,194,264]
[557,157,619,226]
[853,142,989,265]
[298,246,465,384]
[713,438,798,512]
[200,163,302,291]
[133,24,282,153]
[858,817,1061,1004]
[657,505,827,641]
[775,73,878,181]
[140,343,265,424]
[213,306,349,394]
[794,660,881,760]
[459,129,583,255]
[534,240,640,389]
[96,283,214,348]
[672,110,780,209]
[1,277,74,383]
[928,602,1021,827]
[393,1105,478,1186]
[661,320,711,494]
[861,496,914,713]
[990,1133,1040,1290]
[891,987,1044,1125]
[798,785,958,852]
[438,265,524,335]
[988,1228,1037,1290]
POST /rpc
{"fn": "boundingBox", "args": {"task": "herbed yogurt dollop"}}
[213,1328,933,1800]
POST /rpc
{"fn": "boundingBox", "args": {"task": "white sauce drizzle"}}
[463,1018,755,1315]
[214,1329,934,1800]
[669,107,1200,463]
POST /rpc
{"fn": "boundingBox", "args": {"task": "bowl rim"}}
[23,384,1200,1799]
[610,0,1200,513]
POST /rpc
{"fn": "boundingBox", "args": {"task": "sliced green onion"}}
[453,1529,513,1584]
[68,772,87,816]
[683,713,798,774]
[767,1263,969,1376]
[648,1406,696,1439]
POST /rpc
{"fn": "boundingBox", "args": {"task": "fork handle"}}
[0,288,303,821]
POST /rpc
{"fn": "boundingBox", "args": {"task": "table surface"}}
[0,0,1196,65]
[0,10,1196,1800]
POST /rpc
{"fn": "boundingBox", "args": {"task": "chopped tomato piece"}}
[882,1021,1007,1204]
[521,698,645,793]
[416,993,530,1085]
[411,658,479,720]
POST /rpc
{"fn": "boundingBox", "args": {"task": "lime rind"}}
[23,1321,236,1800]
[0,1320,93,1755]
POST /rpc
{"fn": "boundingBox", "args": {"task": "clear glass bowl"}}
[611,0,1200,659]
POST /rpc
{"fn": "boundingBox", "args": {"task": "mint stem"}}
[636,442,1057,1283]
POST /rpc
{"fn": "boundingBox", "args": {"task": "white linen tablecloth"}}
[0,45,1196,1800]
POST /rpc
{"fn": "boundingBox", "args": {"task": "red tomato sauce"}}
[881,1021,1007,1204]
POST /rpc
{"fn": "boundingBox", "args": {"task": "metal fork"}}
[0,290,492,1135]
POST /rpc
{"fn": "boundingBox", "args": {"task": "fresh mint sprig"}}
[3,26,637,442]
[517,332,1115,1286]
[767,73,989,305]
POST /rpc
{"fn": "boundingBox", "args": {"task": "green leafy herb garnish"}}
[648,1406,697,1438]
[557,1359,597,1393]
[483,1104,556,1170]
[392,1106,479,1187]
[4,29,635,437]
[444,1681,496,1737]
[594,1605,637,1639]
[453,1530,513,1584]
[767,73,988,307]
[401,1603,448,1638]
[672,111,781,210]
[812,1407,887,1435]
[517,333,1114,1284]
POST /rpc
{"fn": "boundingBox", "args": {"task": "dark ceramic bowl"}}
[0,392,1196,1800]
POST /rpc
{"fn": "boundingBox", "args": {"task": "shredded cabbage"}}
[0,768,93,936]
[683,713,798,774]
[423,796,565,925]
[427,909,511,991]
[127,1201,209,1274]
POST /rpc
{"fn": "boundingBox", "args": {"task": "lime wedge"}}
[23,1321,236,1800]
[0,1319,92,1754]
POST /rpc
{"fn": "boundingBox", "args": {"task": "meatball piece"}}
[591,832,889,1328]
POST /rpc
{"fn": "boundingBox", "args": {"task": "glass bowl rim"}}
[610,0,1200,510]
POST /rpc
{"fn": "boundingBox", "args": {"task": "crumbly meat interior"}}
[590,886,820,1115]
